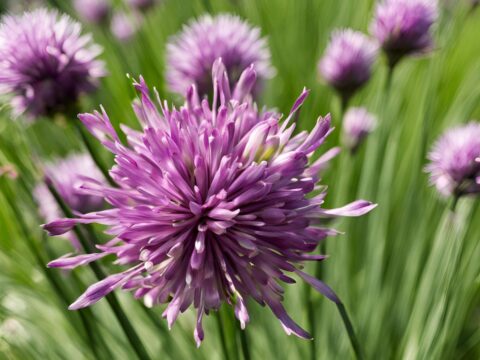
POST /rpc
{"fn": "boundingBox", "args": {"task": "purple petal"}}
[321,200,377,217]
[267,300,311,339]
[232,64,257,101]
[78,107,119,152]
[296,270,340,304]
[48,253,108,270]
[234,297,250,329]
[289,87,309,116]
[69,273,127,310]
[43,219,77,236]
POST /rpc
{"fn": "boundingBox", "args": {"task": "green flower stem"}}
[47,182,151,360]
[450,195,460,212]
[215,311,231,360]
[72,119,117,187]
[306,284,317,360]
[336,302,363,360]
[238,326,251,360]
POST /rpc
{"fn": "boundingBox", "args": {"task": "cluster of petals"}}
[44,60,376,345]
[0,9,105,117]
[166,14,274,98]
[426,122,480,197]
[74,0,111,24]
[371,0,438,67]
[319,29,378,101]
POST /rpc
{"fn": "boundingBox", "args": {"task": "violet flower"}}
[35,154,105,248]
[166,14,274,98]
[426,122,480,198]
[44,59,376,345]
[110,11,141,42]
[0,9,106,118]
[74,0,111,24]
[371,0,438,68]
[319,29,378,106]
[342,107,377,152]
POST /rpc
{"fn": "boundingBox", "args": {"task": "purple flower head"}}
[44,60,376,345]
[127,0,157,12]
[35,154,105,247]
[371,0,438,68]
[319,29,378,103]
[0,9,106,118]
[166,14,274,98]
[74,0,111,24]
[342,107,377,152]
[426,122,480,198]
[110,11,141,42]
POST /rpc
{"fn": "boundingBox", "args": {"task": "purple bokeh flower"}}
[166,14,274,98]
[371,0,438,68]
[426,122,480,197]
[319,29,378,104]
[74,0,111,24]
[342,107,377,152]
[35,154,105,247]
[110,11,141,42]
[44,60,375,345]
[0,9,106,118]
[127,0,156,11]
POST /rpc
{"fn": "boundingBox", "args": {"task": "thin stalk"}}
[384,65,394,100]
[340,94,350,119]
[308,92,349,359]
[306,284,317,360]
[238,327,251,360]
[46,182,151,360]
[215,311,231,360]
[337,302,363,360]
[72,120,116,187]
[450,194,460,213]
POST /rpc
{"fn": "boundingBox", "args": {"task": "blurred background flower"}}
[319,29,378,106]
[74,0,111,25]
[34,153,106,248]
[426,122,480,198]
[110,10,142,41]
[342,107,377,152]
[371,0,438,68]
[166,14,274,98]
[0,9,106,118]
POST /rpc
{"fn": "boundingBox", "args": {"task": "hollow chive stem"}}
[238,327,251,360]
[72,119,116,187]
[215,311,231,360]
[450,194,460,212]
[336,302,363,360]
